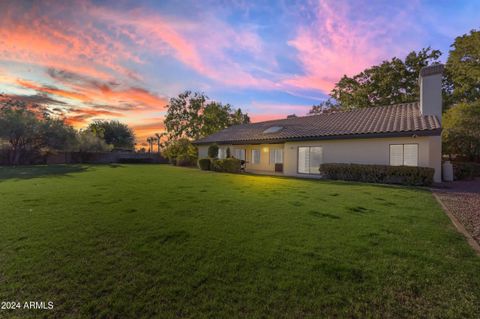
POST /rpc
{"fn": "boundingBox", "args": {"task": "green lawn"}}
[0,165,479,318]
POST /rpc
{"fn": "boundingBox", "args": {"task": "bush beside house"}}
[197,157,241,173]
[320,163,435,186]
[198,158,211,170]
[199,144,241,173]
[162,138,197,166]
[452,162,480,180]
[211,158,241,173]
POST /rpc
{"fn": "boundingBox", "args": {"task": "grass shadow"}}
[0,165,89,182]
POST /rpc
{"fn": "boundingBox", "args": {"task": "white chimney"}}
[419,64,444,122]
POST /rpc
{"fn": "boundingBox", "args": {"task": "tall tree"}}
[442,100,480,161]
[76,130,113,153]
[163,91,249,140]
[164,91,207,140]
[308,99,340,115]
[445,29,480,104]
[0,97,75,164]
[330,48,442,109]
[230,108,250,125]
[200,102,232,137]
[87,120,135,150]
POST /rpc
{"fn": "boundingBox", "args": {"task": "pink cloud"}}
[250,102,311,114]
[90,6,277,88]
[246,102,313,123]
[249,113,287,123]
[283,0,418,93]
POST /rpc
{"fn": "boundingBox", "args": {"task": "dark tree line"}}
[0,96,136,165]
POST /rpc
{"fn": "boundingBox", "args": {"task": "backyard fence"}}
[0,148,168,165]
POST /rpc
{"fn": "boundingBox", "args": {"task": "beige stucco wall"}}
[428,135,442,182]
[198,144,283,172]
[283,136,441,182]
[196,135,442,182]
[241,144,283,172]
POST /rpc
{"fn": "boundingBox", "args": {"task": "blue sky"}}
[0,0,478,143]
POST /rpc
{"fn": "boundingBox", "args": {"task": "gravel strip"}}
[433,178,480,245]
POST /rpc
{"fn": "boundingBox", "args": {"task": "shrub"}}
[198,158,211,170]
[211,158,241,173]
[208,144,219,158]
[320,163,435,186]
[453,162,480,180]
[176,157,195,166]
[162,138,197,166]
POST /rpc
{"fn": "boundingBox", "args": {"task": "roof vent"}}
[287,114,297,118]
[263,126,283,134]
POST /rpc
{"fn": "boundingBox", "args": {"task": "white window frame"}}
[251,149,260,164]
[269,148,283,164]
[297,146,323,174]
[389,144,418,166]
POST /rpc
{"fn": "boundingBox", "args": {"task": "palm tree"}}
[146,137,153,153]
[155,133,162,153]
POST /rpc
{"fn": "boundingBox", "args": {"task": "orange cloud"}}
[64,114,92,126]
[14,76,168,112]
[131,120,166,143]
[63,108,125,127]
[16,79,90,102]
[94,86,168,111]
[69,108,124,117]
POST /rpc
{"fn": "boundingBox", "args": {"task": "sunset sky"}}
[0,1,478,145]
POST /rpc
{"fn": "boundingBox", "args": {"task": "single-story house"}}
[193,64,444,182]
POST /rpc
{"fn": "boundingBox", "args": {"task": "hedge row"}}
[320,163,435,186]
[198,158,211,170]
[453,162,480,180]
[198,157,241,173]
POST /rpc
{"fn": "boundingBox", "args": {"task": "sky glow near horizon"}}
[0,0,478,145]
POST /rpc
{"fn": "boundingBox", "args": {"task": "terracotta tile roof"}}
[193,102,442,145]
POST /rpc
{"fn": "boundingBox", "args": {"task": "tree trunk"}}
[13,147,21,165]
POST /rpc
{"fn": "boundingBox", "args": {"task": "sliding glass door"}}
[298,146,323,174]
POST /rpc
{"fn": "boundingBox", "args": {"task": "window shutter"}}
[390,145,403,166]
[403,144,418,166]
